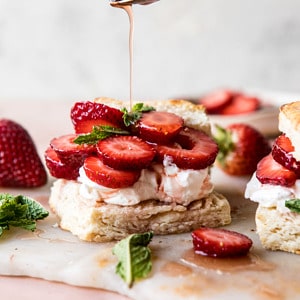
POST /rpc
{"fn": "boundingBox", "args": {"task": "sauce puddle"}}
[181,248,275,274]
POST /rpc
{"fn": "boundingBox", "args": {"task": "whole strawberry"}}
[0,119,47,187]
[214,123,271,175]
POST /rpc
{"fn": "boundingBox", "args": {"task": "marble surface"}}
[0,0,300,103]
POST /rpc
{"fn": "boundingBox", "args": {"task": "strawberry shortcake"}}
[245,101,300,255]
[45,98,231,242]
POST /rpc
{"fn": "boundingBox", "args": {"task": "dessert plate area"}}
[0,92,300,300]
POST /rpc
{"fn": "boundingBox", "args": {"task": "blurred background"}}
[0,0,300,103]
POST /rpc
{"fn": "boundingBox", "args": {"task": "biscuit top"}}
[94,97,211,135]
[279,101,300,132]
[279,100,300,160]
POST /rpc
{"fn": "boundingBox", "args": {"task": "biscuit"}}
[256,205,300,255]
[50,179,231,242]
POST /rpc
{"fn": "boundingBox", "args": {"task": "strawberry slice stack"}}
[45,101,219,189]
[255,134,300,187]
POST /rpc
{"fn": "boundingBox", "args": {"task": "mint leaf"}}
[0,194,49,236]
[112,232,153,287]
[285,199,300,213]
[74,125,130,145]
[122,103,155,127]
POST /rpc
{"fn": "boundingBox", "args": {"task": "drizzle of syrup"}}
[110,3,134,110]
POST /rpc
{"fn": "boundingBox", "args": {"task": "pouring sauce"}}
[110,0,158,109]
[111,3,134,109]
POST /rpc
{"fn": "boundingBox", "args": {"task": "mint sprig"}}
[285,199,300,213]
[0,194,49,236]
[74,125,130,145]
[122,103,155,127]
[112,232,153,287]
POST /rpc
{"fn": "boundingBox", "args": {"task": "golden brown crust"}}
[256,205,300,255]
[49,179,231,242]
[279,101,300,131]
[93,97,211,135]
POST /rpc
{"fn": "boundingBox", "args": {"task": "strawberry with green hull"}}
[0,119,47,187]
[214,123,271,176]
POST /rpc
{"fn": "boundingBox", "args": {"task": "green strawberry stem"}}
[214,124,235,166]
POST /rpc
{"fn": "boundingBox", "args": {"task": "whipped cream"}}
[78,156,213,206]
[245,173,300,213]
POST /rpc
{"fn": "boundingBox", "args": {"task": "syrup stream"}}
[111,3,134,109]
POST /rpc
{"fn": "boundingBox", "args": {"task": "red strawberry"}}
[70,101,125,134]
[83,156,141,188]
[44,147,79,180]
[191,227,253,257]
[219,95,260,115]
[0,119,47,187]
[256,153,297,187]
[96,135,155,170]
[50,134,96,167]
[137,111,184,144]
[155,127,218,170]
[272,134,300,176]
[214,123,271,175]
[200,89,234,114]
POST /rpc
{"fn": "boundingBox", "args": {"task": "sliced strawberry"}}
[0,119,47,187]
[155,127,218,169]
[219,95,260,115]
[97,135,155,170]
[45,147,79,180]
[272,134,300,176]
[50,134,96,167]
[256,154,297,187]
[191,227,253,257]
[70,101,125,134]
[137,111,184,144]
[83,156,141,188]
[200,89,234,114]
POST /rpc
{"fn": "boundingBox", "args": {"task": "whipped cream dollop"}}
[245,173,300,213]
[78,156,213,206]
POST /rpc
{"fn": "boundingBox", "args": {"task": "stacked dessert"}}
[45,98,231,242]
[245,101,300,254]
